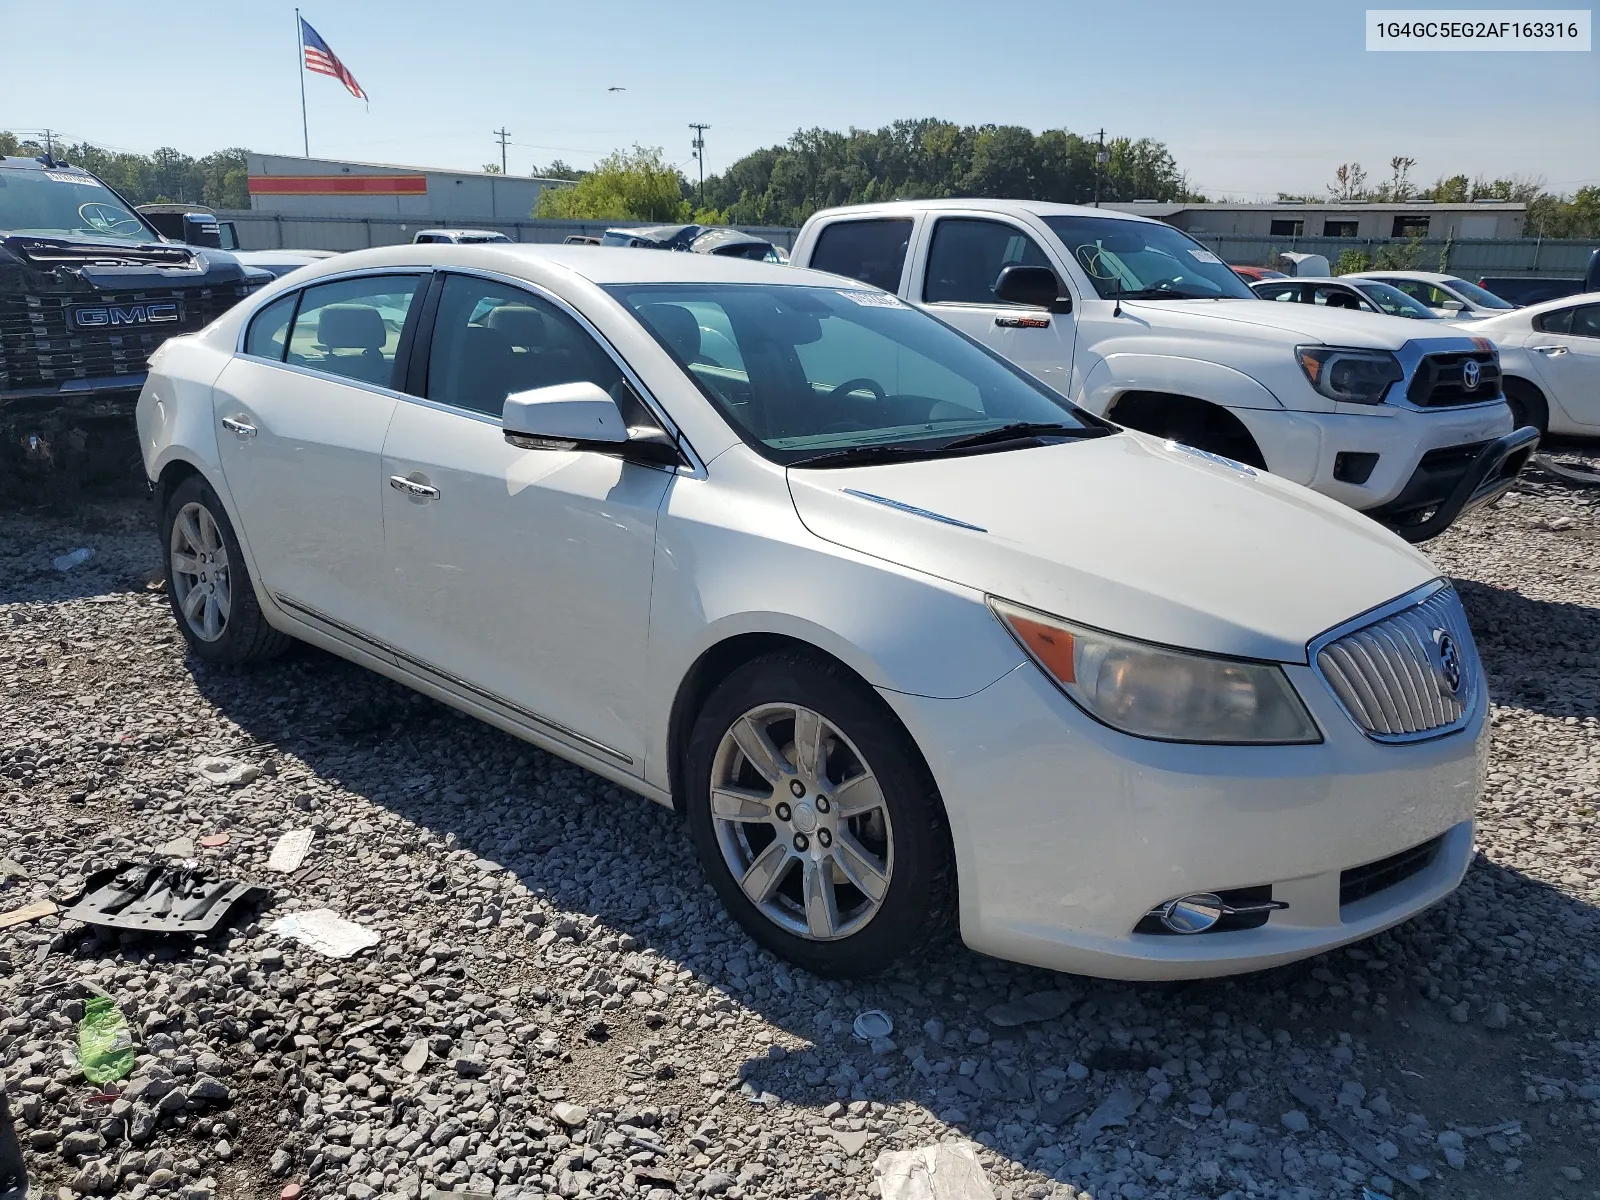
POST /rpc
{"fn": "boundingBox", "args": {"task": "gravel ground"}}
[3,450,1599,1200]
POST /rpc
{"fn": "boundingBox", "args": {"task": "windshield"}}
[0,166,158,242]
[607,283,1100,464]
[1042,215,1255,300]
[1353,280,1440,319]
[1443,277,1515,309]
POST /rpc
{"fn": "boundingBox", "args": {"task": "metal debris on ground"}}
[874,1140,995,1200]
[0,899,56,930]
[852,1008,894,1040]
[267,828,315,873]
[269,908,380,958]
[61,862,265,935]
[77,994,136,1084]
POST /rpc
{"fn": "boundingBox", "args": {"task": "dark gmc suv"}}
[0,155,268,480]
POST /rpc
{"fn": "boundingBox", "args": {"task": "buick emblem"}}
[1433,630,1463,695]
[1461,358,1481,391]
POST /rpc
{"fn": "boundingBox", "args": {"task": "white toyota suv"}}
[790,200,1536,541]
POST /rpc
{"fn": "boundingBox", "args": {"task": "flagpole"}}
[296,8,309,156]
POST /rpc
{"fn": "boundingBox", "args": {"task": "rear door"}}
[1526,302,1600,429]
[212,271,426,636]
[913,215,1078,393]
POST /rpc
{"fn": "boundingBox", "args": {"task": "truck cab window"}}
[923,218,1053,305]
[808,219,913,293]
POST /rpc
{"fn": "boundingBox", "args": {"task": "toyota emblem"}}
[1461,359,1481,391]
[1433,630,1463,695]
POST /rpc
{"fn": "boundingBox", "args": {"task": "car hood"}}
[786,432,1437,663]
[1124,298,1445,350]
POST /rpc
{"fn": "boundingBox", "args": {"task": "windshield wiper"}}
[936,422,1109,450]
[787,443,945,469]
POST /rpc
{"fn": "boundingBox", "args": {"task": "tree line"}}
[0,133,250,210]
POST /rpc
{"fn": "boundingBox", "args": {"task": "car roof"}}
[262,242,852,289]
[1487,289,1600,317]
[1250,277,1354,287]
[1352,271,1460,282]
[806,197,1169,228]
[416,228,505,237]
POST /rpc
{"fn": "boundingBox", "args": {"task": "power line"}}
[689,123,710,209]
[493,127,510,174]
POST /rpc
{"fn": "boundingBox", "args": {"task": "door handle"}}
[389,474,439,500]
[221,416,257,438]
[1535,345,1569,356]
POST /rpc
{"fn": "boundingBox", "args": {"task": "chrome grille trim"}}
[1310,581,1482,743]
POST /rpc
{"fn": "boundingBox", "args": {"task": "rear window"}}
[807,219,912,293]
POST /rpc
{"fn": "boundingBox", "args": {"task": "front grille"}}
[1340,835,1444,906]
[0,285,254,392]
[1406,351,1500,408]
[1314,584,1480,741]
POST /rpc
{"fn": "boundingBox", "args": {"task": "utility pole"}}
[493,127,510,174]
[689,123,710,209]
[1093,128,1107,208]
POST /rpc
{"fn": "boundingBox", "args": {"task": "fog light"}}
[1334,451,1379,485]
[1158,893,1227,934]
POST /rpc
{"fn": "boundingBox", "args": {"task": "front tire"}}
[684,650,955,977]
[161,474,291,665]
[1503,377,1549,438]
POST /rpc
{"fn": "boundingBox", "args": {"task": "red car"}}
[1232,265,1289,283]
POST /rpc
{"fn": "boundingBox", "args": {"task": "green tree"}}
[534,146,689,221]
[535,160,584,181]
[482,162,504,174]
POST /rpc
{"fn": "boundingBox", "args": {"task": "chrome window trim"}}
[273,592,634,766]
[1306,578,1483,744]
[231,263,706,478]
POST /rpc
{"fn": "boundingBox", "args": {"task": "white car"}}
[1464,292,1600,435]
[137,245,1487,981]
[1346,271,1519,321]
[790,201,1533,542]
[1249,276,1446,321]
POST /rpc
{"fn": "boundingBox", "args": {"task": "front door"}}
[375,273,671,771]
[1526,301,1600,430]
[915,215,1078,394]
[212,272,425,633]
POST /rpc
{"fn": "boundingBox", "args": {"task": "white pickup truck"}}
[789,199,1537,540]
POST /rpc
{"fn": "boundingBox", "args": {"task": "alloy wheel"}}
[709,703,893,941]
[169,501,232,642]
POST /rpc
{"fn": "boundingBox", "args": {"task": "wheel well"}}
[155,459,202,514]
[1106,391,1268,470]
[1502,375,1550,431]
[665,633,905,816]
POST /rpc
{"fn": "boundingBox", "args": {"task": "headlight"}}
[1295,345,1403,405]
[990,599,1321,744]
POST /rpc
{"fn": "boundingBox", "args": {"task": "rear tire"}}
[160,474,291,665]
[684,650,955,977]
[1503,377,1549,438]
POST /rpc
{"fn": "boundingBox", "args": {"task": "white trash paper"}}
[270,908,379,958]
[874,1140,994,1200]
[267,828,315,873]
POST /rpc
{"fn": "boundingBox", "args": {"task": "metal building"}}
[245,153,572,222]
[1104,200,1526,241]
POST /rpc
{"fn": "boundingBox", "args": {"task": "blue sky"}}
[3,0,1596,198]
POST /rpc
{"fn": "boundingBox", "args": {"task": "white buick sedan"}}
[137,245,1487,980]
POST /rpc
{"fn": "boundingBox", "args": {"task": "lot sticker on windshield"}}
[45,171,87,184]
[1187,248,1223,264]
[838,290,906,308]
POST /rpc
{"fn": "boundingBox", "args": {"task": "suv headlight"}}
[1295,345,1403,405]
[990,599,1321,744]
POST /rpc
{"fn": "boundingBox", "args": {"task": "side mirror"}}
[503,381,628,450]
[503,380,682,466]
[1440,299,1465,312]
[993,265,1072,313]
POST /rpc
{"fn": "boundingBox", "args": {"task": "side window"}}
[1535,307,1574,334]
[285,275,423,388]
[1572,305,1600,338]
[808,219,913,292]
[923,218,1053,305]
[425,275,625,418]
[1389,279,1428,303]
[1313,285,1371,311]
[244,293,297,362]
[1254,284,1297,303]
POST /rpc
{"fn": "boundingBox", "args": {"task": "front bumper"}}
[1368,425,1539,542]
[880,659,1487,980]
[0,379,145,478]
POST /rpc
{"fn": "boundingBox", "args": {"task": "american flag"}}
[300,17,366,101]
